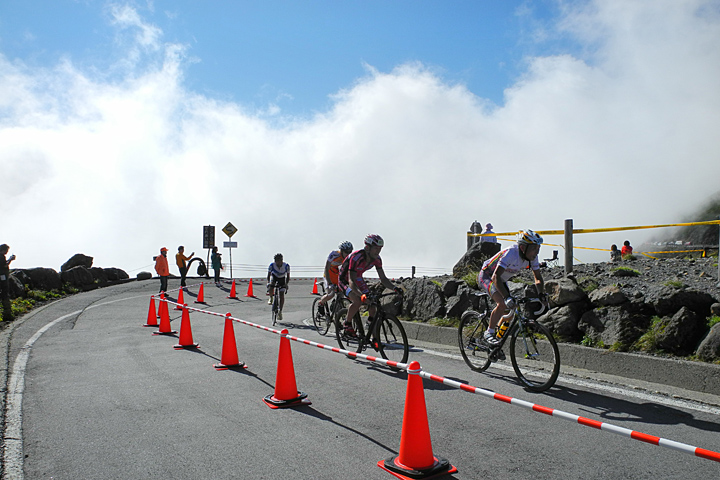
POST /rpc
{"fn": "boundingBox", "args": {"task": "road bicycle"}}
[311,282,350,336]
[335,290,409,365]
[268,281,287,327]
[458,292,560,392]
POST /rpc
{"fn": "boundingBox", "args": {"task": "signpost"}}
[203,225,215,274]
[222,222,238,278]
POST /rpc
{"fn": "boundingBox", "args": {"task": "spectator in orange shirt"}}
[621,240,633,258]
[155,247,170,293]
[176,246,194,289]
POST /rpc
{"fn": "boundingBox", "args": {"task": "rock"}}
[401,278,445,321]
[90,267,108,283]
[22,267,62,291]
[697,323,720,362]
[445,288,472,319]
[578,305,651,350]
[452,241,500,278]
[545,277,587,307]
[589,285,627,307]
[7,273,26,299]
[711,303,720,316]
[538,302,585,340]
[60,266,94,287]
[137,271,153,281]
[654,307,708,356]
[103,268,129,281]
[441,277,461,298]
[61,254,93,272]
[650,287,716,317]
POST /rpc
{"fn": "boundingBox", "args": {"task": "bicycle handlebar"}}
[517,297,547,316]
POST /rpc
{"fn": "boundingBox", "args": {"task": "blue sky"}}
[1,1,719,276]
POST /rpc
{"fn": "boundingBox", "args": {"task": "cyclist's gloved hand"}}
[361,294,368,303]
[504,296,516,310]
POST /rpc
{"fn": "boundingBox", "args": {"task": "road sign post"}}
[222,222,238,279]
[203,225,215,275]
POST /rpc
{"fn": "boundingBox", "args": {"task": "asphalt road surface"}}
[2,278,720,479]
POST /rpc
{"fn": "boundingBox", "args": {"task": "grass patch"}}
[708,316,720,329]
[611,266,641,277]
[428,317,460,328]
[632,316,666,352]
[578,277,600,294]
[663,280,685,289]
[461,270,479,289]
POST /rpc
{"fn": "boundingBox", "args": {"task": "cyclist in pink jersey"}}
[477,229,546,345]
[338,234,401,336]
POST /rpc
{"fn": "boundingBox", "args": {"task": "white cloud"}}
[1,0,719,276]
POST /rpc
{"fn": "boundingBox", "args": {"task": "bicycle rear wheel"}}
[509,320,560,392]
[312,297,330,335]
[374,316,409,365]
[335,308,364,354]
[458,310,492,372]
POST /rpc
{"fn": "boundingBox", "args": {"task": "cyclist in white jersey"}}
[477,230,546,345]
[267,253,290,320]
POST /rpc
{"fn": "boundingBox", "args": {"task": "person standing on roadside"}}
[0,244,16,321]
[155,247,170,294]
[176,246,194,289]
[211,246,223,286]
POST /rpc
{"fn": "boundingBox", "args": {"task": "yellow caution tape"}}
[466,220,720,237]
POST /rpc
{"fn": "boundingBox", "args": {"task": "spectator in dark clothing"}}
[1,244,16,321]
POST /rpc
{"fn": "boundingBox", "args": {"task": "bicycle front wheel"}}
[311,297,330,335]
[458,310,492,372]
[335,308,364,355]
[509,320,560,392]
[272,295,279,326]
[374,316,409,365]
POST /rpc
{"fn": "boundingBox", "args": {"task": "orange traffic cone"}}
[214,314,247,370]
[153,298,177,335]
[311,278,319,295]
[144,296,159,327]
[174,305,199,349]
[176,287,185,309]
[195,282,206,304]
[378,361,456,479]
[263,329,311,409]
[245,278,256,298]
[227,279,238,299]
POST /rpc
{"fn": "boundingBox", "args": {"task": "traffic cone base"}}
[263,392,311,409]
[152,329,178,336]
[214,361,247,370]
[377,456,456,480]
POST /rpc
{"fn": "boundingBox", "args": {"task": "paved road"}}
[2,278,720,479]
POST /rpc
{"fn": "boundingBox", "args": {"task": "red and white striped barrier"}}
[153,296,720,464]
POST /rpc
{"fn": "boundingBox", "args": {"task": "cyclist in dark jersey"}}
[337,234,401,335]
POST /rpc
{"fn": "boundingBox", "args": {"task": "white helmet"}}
[517,229,543,245]
[364,234,384,247]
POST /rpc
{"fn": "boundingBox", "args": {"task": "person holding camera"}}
[0,244,16,321]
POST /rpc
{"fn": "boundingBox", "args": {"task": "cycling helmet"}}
[274,253,283,260]
[364,234,384,247]
[517,230,543,245]
[339,241,353,252]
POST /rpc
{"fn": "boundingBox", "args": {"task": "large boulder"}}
[401,278,445,321]
[90,267,109,283]
[538,302,585,340]
[589,285,628,307]
[650,287,716,317]
[61,254,93,272]
[445,283,472,318]
[22,267,62,291]
[452,241,501,278]
[137,271,153,281]
[7,273,26,299]
[60,266,94,287]
[697,323,720,362]
[578,305,652,350]
[103,268,129,281]
[545,277,588,307]
[654,307,708,356]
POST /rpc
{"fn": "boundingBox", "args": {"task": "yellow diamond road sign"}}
[222,222,237,238]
